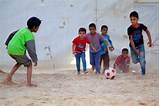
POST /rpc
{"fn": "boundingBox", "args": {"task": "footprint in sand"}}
[1,80,18,86]
[139,102,147,105]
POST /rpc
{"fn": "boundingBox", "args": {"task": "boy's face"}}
[79,31,86,38]
[101,28,108,35]
[122,51,128,57]
[89,27,96,35]
[32,26,39,32]
[130,16,138,26]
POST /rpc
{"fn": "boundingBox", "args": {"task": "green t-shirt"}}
[8,28,34,55]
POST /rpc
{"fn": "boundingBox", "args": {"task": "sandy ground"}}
[0,68,158,106]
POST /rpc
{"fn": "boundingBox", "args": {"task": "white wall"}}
[0,0,158,71]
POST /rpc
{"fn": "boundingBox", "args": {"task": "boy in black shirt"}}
[127,11,152,75]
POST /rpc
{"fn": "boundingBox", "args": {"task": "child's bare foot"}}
[0,70,6,74]
[2,79,17,85]
[27,83,37,87]
[101,71,105,75]
[5,74,12,82]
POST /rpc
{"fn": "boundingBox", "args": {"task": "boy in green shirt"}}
[5,17,41,87]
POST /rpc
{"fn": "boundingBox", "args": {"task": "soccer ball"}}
[104,67,116,79]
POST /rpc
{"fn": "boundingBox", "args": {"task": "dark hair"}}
[101,25,108,30]
[130,11,139,19]
[122,48,128,53]
[27,17,41,29]
[79,27,86,33]
[89,23,96,29]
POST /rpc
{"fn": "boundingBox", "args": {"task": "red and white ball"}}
[104,67,116,79]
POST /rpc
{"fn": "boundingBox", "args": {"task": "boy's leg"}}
[75,54,81,74]
[100,54,104,73]
[0,69,5,74]
[103,52,109,73]
[130,47,139,64]
[94,51,101,74]
[115,64,122,73]
[100,54,103,69]
[5,63,21,82]
[90,52,95,71]
[139,45,146,75]
[9,55,36,86]
[81,52,87,72]
[26,63,37,87]
[120,64,129,73]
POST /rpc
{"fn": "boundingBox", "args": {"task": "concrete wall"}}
[0,0,158,71]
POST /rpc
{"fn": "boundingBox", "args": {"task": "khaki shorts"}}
[10,55,32,67]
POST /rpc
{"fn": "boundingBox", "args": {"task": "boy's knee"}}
[24,60,32,67]
[82,58,86,63]
[140,59,146,65]
[16,63,21,66]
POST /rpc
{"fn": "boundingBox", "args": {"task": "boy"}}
[113,48,130,73]
[5,17,41,87]
[127,11,152,75]
[72,28,90,74]
[86,23,104,74]
[100,25,114,73]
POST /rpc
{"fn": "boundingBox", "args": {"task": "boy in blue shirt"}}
[100,25,114,73]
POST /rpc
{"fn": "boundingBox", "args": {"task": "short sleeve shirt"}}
[115,55,130,66]
[127,23,147,47]
[86,33,104,53]
[72,36,90,53]
[8,28,34,55]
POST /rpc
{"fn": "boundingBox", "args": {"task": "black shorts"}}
[10,55,32,67]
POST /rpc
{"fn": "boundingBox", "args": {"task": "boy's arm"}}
[108,36,113,47]
[128,27,139,55]
[129,35,139,55]
[90,43,97,52]
[113,56,120,69]
[26,40,38,66]
[145,29,152,47]
[72,43,76,54]
[108,36,114,51]
[86,36,97,52]
[125,57,130,72]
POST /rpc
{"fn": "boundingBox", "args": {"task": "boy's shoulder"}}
[117,54,123,58]
[139,23,146,26]
[73,35,79,41]
[97,32,101,36]
[86,32,100,36]
[21,28,34,40]
[127,25,133,30]
[128,23,146,29]
[18,28,33,36]
[103,34,110,38]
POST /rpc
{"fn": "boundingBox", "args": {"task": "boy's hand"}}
[109,47,114,51]
[147,41,152,47]
[93,47,97,52]
[135,49,140,56]
[34,62,37,66]
[113,64,116,69]
[73,51,80,55]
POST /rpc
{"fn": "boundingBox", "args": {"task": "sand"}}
[0,68,158,106]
